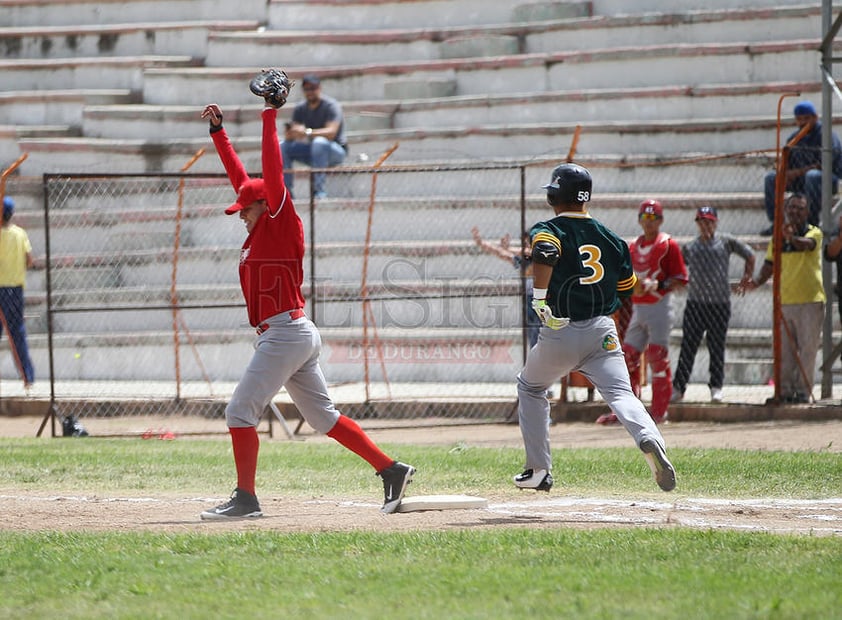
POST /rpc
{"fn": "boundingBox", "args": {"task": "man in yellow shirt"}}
[0,196,35,388]
[747,193,824,403]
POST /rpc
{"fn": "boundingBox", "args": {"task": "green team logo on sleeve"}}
[602,334,619,351]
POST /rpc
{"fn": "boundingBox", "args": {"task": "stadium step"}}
[0,21,260,61]
[0,124,78,165]
[139,39,830,107]
[15,116,784,178]
[211,5,820,68]
[12,190,768,255]
[0,89,137,128]
[592,0,819,13]
[0,55,201,93]
[266,0,817,31]
[8,149,774,196]
[0,0,267,28]
[77,81,821,140]
[267,0,591,30]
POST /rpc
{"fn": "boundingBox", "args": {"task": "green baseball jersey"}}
[531,211,637,321]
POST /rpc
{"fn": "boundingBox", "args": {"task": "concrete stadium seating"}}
[217,6,822,68]
[0,21,259,60]
[0,0,835,388]
[66,80,821,142]
[267,0,592,31]
[0,0,266,27]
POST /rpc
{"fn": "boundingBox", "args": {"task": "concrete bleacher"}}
[0,21,260,61]
[74,80,822,140]
[267,0,592,31]
[216,5,823,68]
[0,0,835,390]
[0,0,267,27]
[136,38,827,107]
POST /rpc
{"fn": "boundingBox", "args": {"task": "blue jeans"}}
[765,169,837,226]
[0,286,34,384]
[281,137,347,196]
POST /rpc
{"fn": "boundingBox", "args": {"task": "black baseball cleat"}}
[640,439,676,492]
[200,488,263,520]
[378,461,415,514]
[513,468,553,491]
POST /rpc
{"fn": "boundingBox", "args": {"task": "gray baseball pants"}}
[226,310,340,434]
[517,315,667,472]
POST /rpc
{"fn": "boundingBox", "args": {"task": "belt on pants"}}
[256,308,305,335]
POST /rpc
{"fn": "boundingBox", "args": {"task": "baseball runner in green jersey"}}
[513,163,676,493]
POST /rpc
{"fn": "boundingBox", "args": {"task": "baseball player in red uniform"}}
[199,95,414,520]
[598,200,688,425]
[514,164,676,494]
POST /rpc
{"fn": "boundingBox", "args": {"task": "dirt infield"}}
[2,417,842,536]
[3,492,841,537]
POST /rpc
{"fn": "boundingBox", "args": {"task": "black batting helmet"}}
[543,163,592,206]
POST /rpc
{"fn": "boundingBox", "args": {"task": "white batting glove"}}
[531,298,569,330]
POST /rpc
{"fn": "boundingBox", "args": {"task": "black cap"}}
[302,74,321,87]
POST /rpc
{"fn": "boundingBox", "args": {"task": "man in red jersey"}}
[597,199,688,425]
[198,89,414,520]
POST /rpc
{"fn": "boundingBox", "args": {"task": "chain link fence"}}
[5,151,839,436]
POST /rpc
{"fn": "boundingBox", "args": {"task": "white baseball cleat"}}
[513,468,553,491]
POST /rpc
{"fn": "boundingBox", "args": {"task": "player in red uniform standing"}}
[597,200,688,425]
[199,87,414,520]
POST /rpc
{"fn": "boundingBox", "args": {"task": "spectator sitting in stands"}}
[281,74,347,200]
[761,100,842,234]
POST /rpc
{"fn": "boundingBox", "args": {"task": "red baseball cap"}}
[225,178,266,215]
[638,199,663,218]
[695,205,718,221]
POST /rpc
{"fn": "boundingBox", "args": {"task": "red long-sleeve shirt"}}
[211,108,305,326]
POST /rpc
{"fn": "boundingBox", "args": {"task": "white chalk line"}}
[2,495,842,533]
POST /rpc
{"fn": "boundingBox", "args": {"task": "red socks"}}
[327,414,394,473]
[229,426,259,495]
[228,416,392,494]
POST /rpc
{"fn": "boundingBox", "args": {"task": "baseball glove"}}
[249,68,294,108]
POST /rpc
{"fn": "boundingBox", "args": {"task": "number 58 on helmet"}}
[543,163,592,206]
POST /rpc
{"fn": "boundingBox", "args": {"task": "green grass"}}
[1,438,839,498]
[1,439,841,619]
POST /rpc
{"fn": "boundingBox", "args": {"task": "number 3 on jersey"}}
[579,244,604,284]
